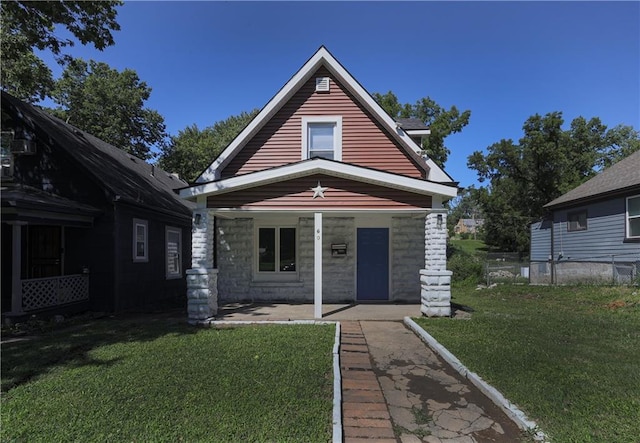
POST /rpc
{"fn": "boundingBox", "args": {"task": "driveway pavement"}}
[341,321,525,443]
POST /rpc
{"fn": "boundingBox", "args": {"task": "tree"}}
[468,112,640,253]
[600,124,640,169]
[447,186,485,237]
[50,59,166,160]
[373,91,471,168]
[157,110,259,182]
[0,0,122,102]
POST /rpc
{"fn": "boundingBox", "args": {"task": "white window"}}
[166,227,182,279]
[133,219,148,262]
[256,226,297,279]
[567,210,587,232]
[626,195,640,239]
[302,116,342,161]
[1,132,14,180]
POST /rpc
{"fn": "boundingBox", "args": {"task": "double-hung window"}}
[166,227,182,279]
[257,226,297,276]
[302,116,342,161]
[626,195,640,239]
[133,219,148,262]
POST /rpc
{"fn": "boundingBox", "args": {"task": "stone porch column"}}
[420,210,452,317]
[186,208,218,324]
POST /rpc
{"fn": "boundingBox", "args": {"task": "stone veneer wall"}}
[420,211,452,317]
[216,218,253,300]
[187,209,218,323]
[215,215,430,303]
[391,216,423,302]
[322,217,356,302]
[217,216,356,303]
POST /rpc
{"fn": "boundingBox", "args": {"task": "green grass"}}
[449,238,488,256]
[1,315,335,442]
[416,284,640,443]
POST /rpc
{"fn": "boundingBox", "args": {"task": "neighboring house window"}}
[567,211,587,232]
[133,219,148,262]
[627,195,640,239]
[0,132,14,180]
[257,226,297,275]
[302,116,342,161]
[166,227,182,279]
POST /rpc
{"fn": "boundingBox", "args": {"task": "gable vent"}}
[315,77,330,92]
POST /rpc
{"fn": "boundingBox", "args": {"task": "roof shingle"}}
[2,91,193,217]
[544,149,640,209]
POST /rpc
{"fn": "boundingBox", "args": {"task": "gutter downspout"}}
[113,197,121,312]
[550,215,555,285]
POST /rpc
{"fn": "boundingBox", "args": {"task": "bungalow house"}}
[179,47,458,322]
[1,91,193,318]
[454,218,484,236]
[530,150,640,284]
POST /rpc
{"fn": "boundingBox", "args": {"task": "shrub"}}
[447,244,484,284]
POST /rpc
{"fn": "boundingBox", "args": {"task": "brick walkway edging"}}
[201,319,343,443]
[340,321,396,443]
[403,317,550,442]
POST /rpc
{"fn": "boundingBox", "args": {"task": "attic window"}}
[315,77,330,92]
[302,116,342,161]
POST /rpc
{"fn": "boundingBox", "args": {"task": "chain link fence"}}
[484,252,530,286]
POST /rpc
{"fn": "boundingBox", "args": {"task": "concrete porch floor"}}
[217,302,423,321]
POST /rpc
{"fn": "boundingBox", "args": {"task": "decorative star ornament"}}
[311,181,328,199]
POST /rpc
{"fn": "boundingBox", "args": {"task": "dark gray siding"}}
[551,196,639,263]
[114,203,190,311]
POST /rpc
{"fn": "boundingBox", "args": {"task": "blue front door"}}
[357,228,389,301]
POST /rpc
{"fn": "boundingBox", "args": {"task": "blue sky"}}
[39,1,639,188]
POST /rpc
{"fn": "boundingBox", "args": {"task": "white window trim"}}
[301,116,342,161]
[626,195,640,239]
[254,222,299,282]
[166,226,182,279]
[133,218,148,263]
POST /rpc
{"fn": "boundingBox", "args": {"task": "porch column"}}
[10,222,26,315]
[186,208,218,324]
[420,210,452,317]
[314,212,322,319]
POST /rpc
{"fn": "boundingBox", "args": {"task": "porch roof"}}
[179,158,458,202]
[1,185,101,226]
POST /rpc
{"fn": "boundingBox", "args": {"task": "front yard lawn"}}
[1,314,334,442]
[416,284,640,443]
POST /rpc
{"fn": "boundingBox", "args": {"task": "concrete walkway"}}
[341,321,524,443]
[217,302,422,321]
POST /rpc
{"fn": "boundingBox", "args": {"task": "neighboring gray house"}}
[530,150,640,284]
